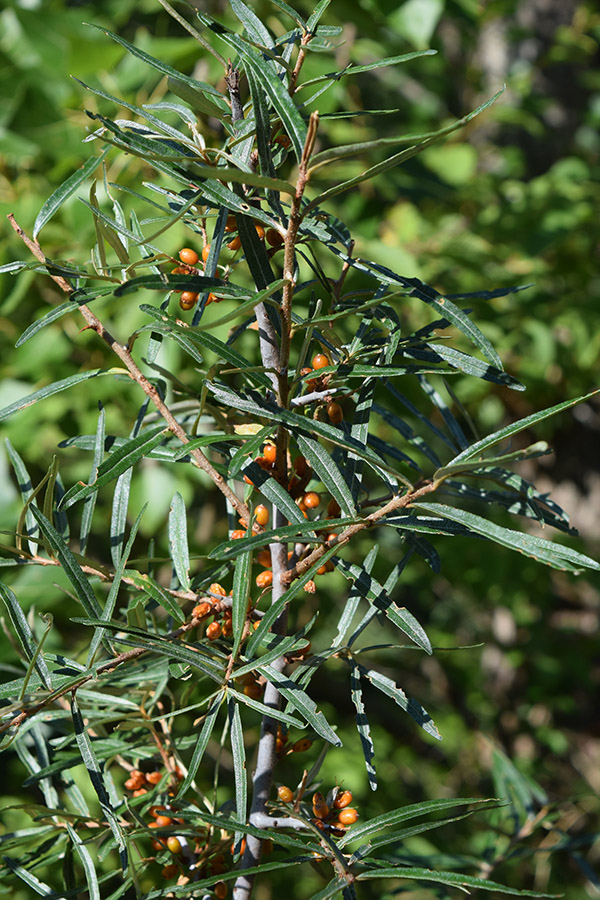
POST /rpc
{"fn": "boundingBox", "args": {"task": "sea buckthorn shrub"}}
[1,2,598,900]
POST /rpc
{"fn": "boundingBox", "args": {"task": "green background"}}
[1,1,598,898]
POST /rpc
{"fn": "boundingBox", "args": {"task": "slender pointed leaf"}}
[0,584,53,690]
[350,665,377,790]
[176,693,224,797]
[0,370,117,423]
[296,434,357,516]
[168,492,190,591]
[258,664,341,745]
[33,148,111,239]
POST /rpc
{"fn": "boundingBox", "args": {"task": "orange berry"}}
[256,549,272,567]
[132,788,147,797]
[179,247,199,265]
[231,529,245,539]
[225,215,237,232]
[256,455,272,470]
[303,492,320,509]
[162,863,179,878]
[193,601,213,619]
[206,292,217,304]
[291,737,312,753]
[312,353,330,370]
[327,402,343,424]
[337,808,359,825]
[303,579,316,593]
[326,532,338,543]
[214,882,227,900]
[222,620,233,637]
[256,570,273,589]
[149,806,167,818]
[263,443,277,464]
[254,504,269,526]
[266,228,284,247]
[316,564,327,576]
[275,134,291,148]
[179,290,199,310]
[255,223,265,240]
[207,621,222,640]
[210,583,227,597]
[167,836,182,854]
[334,790,353,809]
[312,792,330,820]
[243,682,263,700]
[277,785,294,803]
[171,265,188,274]
[146,771,163,785]
[202,244,211,262]
[154,815,173,828]
[262,838,274,854]
[227,235,242,251]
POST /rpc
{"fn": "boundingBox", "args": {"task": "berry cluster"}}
[276,784,358,836]
[191,582,260,643]
[275,723,313,757]
[300,353,344,425]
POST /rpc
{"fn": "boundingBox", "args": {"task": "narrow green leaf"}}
[66,823,100,900]
[338,797,491,848]
[257,664,341,745]
[176,693,224,797]
[0,584,52,690]
[79,405,105,555]
[355,867,556,896]
[60,426,167,510]
[360,663,440,740]
[71,693,128,872]
[350,665,377,790]
[232,546,252,657]
[30,507,101,618]
[2,857,56,896]
[229,697,247,851]
[168,492,190,591]
[227,686,304,727]
[299,50,436,90]
[306,0,330,31]
[296,434,357,516]
[33,148,111,239]
[420,343,523,390]
[0,370,116,423]
[448,390,599,466]
[15,301,75,348]
[434,441,550,482]
[412,503,600,573]
[167,76,230,119]
[230,0,275,48]
[5,437,38,555]
[335,558,432,653]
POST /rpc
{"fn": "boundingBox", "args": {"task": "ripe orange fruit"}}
[312,353,330,370]
[337,807,359,825]
[225,215,237,232]
[312,791,330,820]
[254,504,269,526]
[303,492,320,509]
[263,443,277,464]
[334,790,353,809]
[146,771,163,785]
[167,836,182,854]
[256,549,271,567]
[179,247,199,265]
[202,244,211,262]
[179,291,198,310]
[193,601,212,619]
[214,882,227,900]
[206,621,222,641]
[132,788,147,797]
[255,223,265,240]
[277,785,294,803]
[256,570,273,588]
[293,455,308,476]
[210,583,227,597]
[231,837,247,855]
[154,814,173,828]
[274,134,291,148]
[266,228,284,247]
[291,737,312,753]
[327,402,343,424]
[231,529,245,539]
[162,863,179,878]
[227,235,242,251]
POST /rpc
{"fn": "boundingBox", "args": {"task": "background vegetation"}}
[1,1,598,898]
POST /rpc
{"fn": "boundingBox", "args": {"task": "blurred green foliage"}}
[1,1,599,898]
